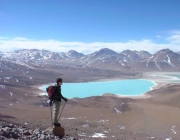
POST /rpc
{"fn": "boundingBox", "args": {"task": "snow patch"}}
[166,138,172,140]
[0,85,6,89]
[171,126,176,134]
[82,123,89,128]
[91,133,107,138]
[10,92,13,96]
[114,108,122,114]
[68,117,77,120]
[167,55,176,67]
[98,120,109,123]
[155,62,161,70]
[4,76,12,79]
[118,126,125,129]
[61,117,77,120]
[78,133,86,136]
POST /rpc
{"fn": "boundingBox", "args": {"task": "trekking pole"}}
[58,101,66,121]
[50,105,53,127]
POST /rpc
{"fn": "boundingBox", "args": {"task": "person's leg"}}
[53,100,60,125]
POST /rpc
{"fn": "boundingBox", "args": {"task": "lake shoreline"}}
[35,72,180,99]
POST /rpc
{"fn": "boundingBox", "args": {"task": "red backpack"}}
[46,85,55,98]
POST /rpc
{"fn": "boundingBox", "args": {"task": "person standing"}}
[49,78,68,126]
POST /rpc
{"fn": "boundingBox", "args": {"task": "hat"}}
[56,78,63,83]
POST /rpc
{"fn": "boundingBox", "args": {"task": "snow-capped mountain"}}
[81,48,130,67]
[67,50,85,58]
[121,49,142,62]
[82,48,118,61]
[1,49,68,61]
[128,49,180,71]
[1,48,180,72]
[147,49,180,70]
[134,50,152,59]
[1,48,180,101]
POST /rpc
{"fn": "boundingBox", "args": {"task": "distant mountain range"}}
[0,48,180,72]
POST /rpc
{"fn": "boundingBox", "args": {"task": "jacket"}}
[50,85,67,102]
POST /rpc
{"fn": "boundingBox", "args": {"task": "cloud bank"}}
[0,31,180,54]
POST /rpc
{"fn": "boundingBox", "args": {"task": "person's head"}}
[56,78,63,86]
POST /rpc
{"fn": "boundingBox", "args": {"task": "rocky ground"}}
[1,72,180,140]
[0,121,61,140]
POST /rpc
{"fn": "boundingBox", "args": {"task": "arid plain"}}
[1,72,180,140]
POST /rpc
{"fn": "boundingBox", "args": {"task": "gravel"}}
[0,121,83,140]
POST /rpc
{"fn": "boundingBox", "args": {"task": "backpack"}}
[46,85,55,98]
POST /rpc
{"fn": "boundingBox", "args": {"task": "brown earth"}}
[0,73,180,140]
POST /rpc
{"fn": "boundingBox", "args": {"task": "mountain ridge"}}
[0,48,180,71]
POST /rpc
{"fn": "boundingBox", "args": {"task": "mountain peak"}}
[121,49,132,52]
[1,48,180,72]
[157,48,173,54]
[68,50,77,53]
[121,49,142,61]
[67,50,84,58]
[97,48,118,55]
[134,50,152,58]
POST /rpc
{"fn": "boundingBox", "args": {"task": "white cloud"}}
[13,37,29,41]
[0,35,180,54]
[167,30,180,44]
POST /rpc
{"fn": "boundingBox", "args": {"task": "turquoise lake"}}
[40,79,156,99]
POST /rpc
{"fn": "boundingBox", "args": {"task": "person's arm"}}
[61,93,68,102]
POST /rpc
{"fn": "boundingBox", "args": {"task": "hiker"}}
[49,78,68,126]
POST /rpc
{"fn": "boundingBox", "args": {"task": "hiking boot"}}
[53,123,61,127]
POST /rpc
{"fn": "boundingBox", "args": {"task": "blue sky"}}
[0,0,180,54]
